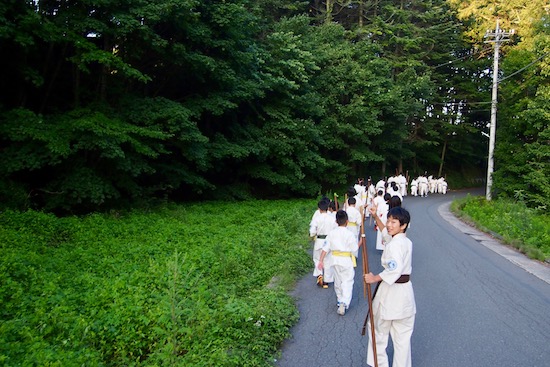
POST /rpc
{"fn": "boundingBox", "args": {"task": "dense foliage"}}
[0,200,313,365]
[0,1,548,212]
[447,0,550,207]
[0,0,509,213]
[452,194,550,261]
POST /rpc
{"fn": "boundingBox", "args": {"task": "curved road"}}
[276,189,550,367]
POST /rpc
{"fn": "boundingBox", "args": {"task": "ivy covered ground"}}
[0,200,313,366]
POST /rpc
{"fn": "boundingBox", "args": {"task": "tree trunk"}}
[438,139,447,177]
[98,36,112,102]
[73,63,80,108]
[325,0,333,24]
[40,43,67,114]
[359,0,363,28]
[398,158,403,175]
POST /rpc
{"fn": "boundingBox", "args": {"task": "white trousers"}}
[419,184,428,197]
[332,264,355,307]
[367,309,415,367]
[375,229,385,250]
[312,242,334,282]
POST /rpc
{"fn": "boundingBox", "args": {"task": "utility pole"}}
[484,20,514,200]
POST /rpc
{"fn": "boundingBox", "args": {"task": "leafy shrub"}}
[0,200,314,366]
[451,195,550,261]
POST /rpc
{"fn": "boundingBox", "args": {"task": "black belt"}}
[361,274,411,336]
[373,274,410,299]
[396,274,410,283]
[317,235,327,239]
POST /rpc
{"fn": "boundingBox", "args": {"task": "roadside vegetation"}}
[451,195,550,262]
[3,194,548,365]
[0,200,314,366]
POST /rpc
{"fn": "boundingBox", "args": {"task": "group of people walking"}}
[410,175,448,197]
[308,176,418,367]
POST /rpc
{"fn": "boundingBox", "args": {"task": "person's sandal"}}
[317,275,324,287]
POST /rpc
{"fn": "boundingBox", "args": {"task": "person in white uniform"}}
[387,181,403,202]
[354,178,366,209]
[441,179,448,194]
[375,178,386,193]
[345,197,362,257]
[366,178,376,215]
[372,189,385,209]
[410,178,418,197]
[318,210,359,316]
[428,175,437,194]
[364,207,415,367]
[309,198,337,288]
[374,193,390,250]
[418,175,428,197]
[345,197,362,237]
[397,172,407,197]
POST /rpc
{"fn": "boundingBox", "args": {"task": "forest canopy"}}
[0,0,548,212]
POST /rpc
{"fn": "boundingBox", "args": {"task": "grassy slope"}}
[0,199,315,366]
[451,195,550,262]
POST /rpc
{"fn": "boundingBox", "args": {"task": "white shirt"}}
[373,195,385,208]
[322,226,359,268]
[309,212,337,239]
[345,206,362,227]
[375,233,416,320]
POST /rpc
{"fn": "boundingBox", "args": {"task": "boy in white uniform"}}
[375,178,386,193]
[309,198,337,288]
[353,178,366,209]
[364,207,415,367]
[410,178,418,197]
[318,210,359,316]
[418,175,428,197]
[345,197,362,258]
[397,172,407,197]
[366,178,376,216]
[345,197,362,238]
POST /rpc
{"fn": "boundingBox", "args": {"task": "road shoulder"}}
[438,201,550,285]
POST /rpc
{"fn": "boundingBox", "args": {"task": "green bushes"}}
[0,200,313,366]
[451,195,550,262]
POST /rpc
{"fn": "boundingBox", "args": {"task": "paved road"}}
[276,189,550,367]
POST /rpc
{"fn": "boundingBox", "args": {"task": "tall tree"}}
[492,16,550,207]
[448,0,550,205]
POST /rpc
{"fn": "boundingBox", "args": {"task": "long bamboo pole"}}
[360,207,367,299]
[344,193,348,211]
[360,206,378,367]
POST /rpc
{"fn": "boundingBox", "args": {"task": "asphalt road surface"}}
[275,189,550,367]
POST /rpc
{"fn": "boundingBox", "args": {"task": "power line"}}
[430,101,492,105]
[499,51,550,82]
[433,46,493,69]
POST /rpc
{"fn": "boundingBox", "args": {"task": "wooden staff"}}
[344,193,348,211]
[334,192,339,210]
[360,206,378,367]
[360,206,368,299]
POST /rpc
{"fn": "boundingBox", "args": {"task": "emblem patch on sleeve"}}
[387,260,397,270]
